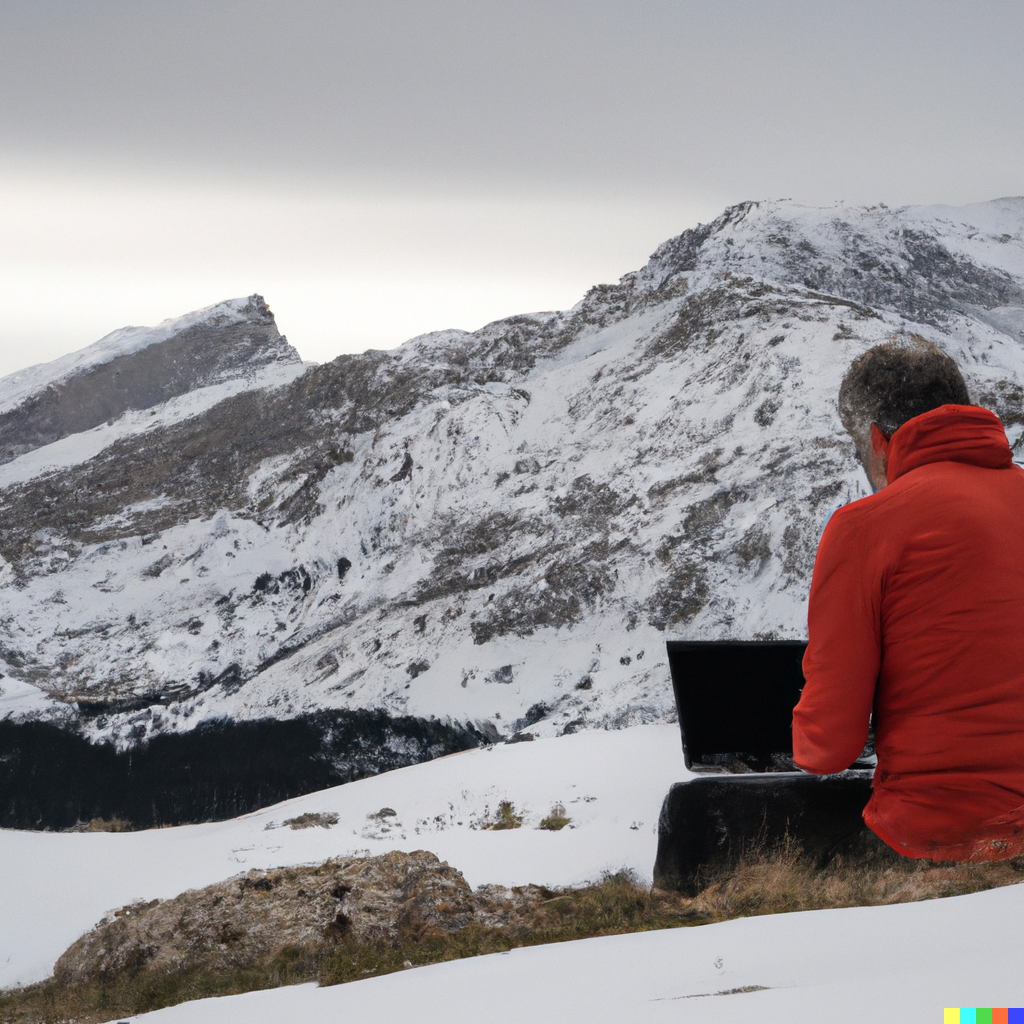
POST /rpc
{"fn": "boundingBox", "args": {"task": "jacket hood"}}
[887,404,1013,483]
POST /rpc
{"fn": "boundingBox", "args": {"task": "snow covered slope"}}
[0,723,687,988]
[1,721,1017,1020]
[1,199,1023,750]
[0,359,310,491]
[130,881,1024,1024]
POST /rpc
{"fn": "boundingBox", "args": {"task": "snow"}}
[1,722,1019,1023]
[0,723,689,989]
[130,881,1024,1023]
[8,720,1015,1023]
[0,296,268,416]
[672,196,1024,285]
[0,675,59,719]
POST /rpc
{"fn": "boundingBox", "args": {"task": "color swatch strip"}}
[944,1011,1023,1023]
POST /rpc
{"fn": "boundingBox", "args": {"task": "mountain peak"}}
[0,293,300,465]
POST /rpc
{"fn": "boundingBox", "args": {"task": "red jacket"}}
[793,404,1024,861]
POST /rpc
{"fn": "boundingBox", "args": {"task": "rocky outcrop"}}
[54,851,546,983]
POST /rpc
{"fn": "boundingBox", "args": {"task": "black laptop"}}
[666,640,808,773]
[667,640,876,773]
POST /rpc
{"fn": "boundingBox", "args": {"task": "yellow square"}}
[945,1011,961,1024]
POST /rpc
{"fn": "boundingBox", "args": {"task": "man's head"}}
[838,336,971,490]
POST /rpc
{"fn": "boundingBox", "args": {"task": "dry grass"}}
[60,817,136,834]
[479,800,524,830]
[683,839,1024,919]
[538,802,571,831]
[0,951,316,1024]
[87,817,133,833]
[3,850,1024,1024]
[64,817,178,834]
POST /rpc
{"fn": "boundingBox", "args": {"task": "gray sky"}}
[1,0,1022,374]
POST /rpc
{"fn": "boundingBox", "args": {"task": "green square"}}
[977,1011,993,1024]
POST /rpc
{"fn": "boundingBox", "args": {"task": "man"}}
[792,336,1024,861]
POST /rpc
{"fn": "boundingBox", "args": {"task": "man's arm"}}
[793,508,882,774]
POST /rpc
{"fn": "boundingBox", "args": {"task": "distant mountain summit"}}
[1,199,1022,753]
[0,295,299,465]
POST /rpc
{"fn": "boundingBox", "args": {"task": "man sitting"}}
[793,337,1024,861]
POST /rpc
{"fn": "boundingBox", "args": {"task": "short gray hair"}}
[838,336,970,465]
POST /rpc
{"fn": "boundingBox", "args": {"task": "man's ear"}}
[870,422,890,456]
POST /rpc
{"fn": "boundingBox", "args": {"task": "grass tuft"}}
[538,803,571,831]
[84,816,134,833]
[482,800,523,830]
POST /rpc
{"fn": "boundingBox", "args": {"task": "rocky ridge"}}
[0,198,1023,750]
[0,295,299,466]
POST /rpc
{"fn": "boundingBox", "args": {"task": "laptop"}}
[667,640,875,773]
[667,640,809,773]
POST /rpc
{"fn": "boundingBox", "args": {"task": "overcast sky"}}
[1,0,1022,376]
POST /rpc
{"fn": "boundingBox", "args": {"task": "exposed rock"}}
[54,851,546,983]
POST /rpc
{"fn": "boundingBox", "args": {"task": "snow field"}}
[0,723,689,989]
[130,868,1024,1024]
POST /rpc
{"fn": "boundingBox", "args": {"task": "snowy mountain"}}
[1,197,1023,767]
[0,294,301,465]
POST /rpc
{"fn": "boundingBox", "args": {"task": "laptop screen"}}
[667,640,807,772]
